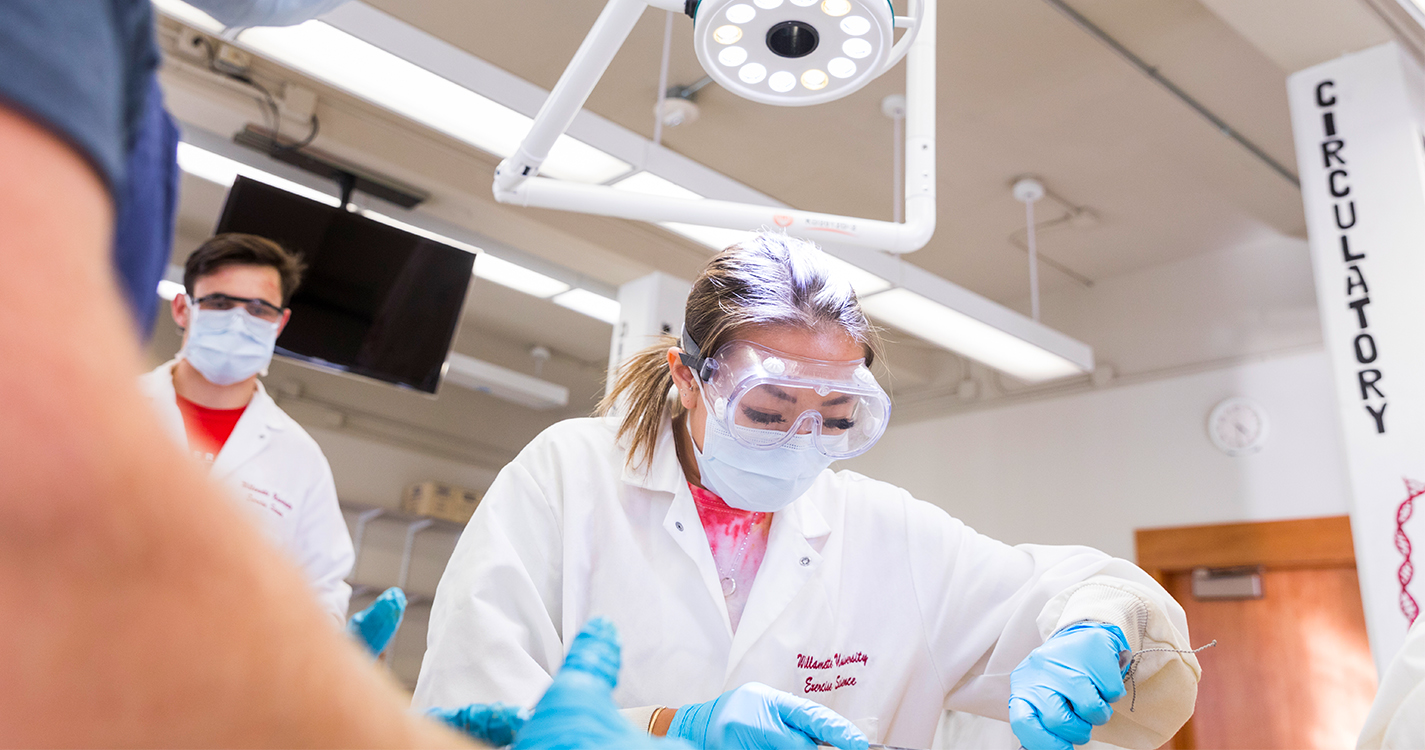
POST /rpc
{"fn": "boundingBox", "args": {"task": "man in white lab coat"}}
[140,233,353,622]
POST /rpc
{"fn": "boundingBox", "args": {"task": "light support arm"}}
[493,0,938,254]
[899,0,935,252]
[493,0,648,193]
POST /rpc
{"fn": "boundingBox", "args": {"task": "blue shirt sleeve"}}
[0,0,159,197]
[112,75,181,338]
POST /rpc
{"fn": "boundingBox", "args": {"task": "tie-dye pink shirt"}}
[689,482,773,632]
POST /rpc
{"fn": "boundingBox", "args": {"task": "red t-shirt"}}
[175,394,247,465]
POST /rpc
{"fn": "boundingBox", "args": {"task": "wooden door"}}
[1137,517,1378,749]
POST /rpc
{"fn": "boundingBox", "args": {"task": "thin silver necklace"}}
[683,417,764,598]
[718,513,763,598]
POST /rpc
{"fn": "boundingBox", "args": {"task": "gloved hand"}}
[346,587,406,657]
[512,617,689,750]
[667,683,869,750]
[427,703,530,747]
[1009,622,1131,750]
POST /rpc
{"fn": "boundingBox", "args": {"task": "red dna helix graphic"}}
[1400,479,1423,627]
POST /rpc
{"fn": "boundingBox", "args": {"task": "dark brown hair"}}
[183,233,306,306]
[598,232,879,470]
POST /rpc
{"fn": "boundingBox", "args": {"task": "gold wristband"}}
[647,706,665,735]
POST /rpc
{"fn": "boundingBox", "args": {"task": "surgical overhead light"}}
[552,288,622,324]
[690,0,907,106]
[492,0,935,253]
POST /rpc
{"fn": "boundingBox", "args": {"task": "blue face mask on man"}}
[179,298,280,386]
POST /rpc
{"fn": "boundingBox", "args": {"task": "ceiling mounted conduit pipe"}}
[492,0,937,254]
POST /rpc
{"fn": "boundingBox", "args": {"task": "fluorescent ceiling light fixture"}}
[610,175,890,295]
[175,146,585,303]
[365,209,617,316]
[821,255,891,296]
[613,172,758,251]
[150,0,223,33]
[445,352,569,410]
[176,142,341,207]
[663,223,757,251]
[859,288,1085,383]
[365,209,613,311]
[552,288,621,325]
[365,210,618,323]
[235,22,631,184]
[156,280,186,301]
[360,209,480,255]
[661,223,888,295]
[474,254,570,299]
[175,144,586,304]
[613,171,703,200]
[661,222,889,296]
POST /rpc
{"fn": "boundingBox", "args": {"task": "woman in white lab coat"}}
[414,234,1201,750]
[1358,617,1425,749]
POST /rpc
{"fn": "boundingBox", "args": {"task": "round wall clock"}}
[1208,397,1270,457]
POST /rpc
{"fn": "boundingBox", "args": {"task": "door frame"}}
[1135,515,1357,749]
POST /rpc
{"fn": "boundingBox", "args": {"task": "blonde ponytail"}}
[597,335,681,470]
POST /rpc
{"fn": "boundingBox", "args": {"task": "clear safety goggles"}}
[189,292,285,323]
[679,330,891,459]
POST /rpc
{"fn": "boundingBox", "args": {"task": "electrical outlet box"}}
[172,27,211,64]
[213,43,252,75]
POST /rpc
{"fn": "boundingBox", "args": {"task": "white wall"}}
[843,349,1351,560]
[311,426,498,509]
[1040,232,1322,379]
[314,428,493,688]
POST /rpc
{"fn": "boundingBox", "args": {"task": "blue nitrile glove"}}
[667,682,869,750]
[346,587,406,657]
[512,617,690,750]
[427,703,530,747]
[1009,622,1131,750]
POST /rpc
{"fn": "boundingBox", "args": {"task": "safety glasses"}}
[190,292,285,323]
[680,331,890,459]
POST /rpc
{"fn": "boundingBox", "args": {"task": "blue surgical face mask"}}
[180,300,280,387]
[690,417,835,513]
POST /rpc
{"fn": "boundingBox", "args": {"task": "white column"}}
[1288,41,1425,671]
[606,272,693,398]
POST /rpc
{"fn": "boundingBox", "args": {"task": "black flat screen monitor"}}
[215,176,474,394]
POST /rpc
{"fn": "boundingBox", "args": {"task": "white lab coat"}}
[139,361,354,622]
[414,417,1200,748]
[1359,618,1425,749]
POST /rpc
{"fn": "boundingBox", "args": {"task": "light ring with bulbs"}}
[690,0,912,106]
